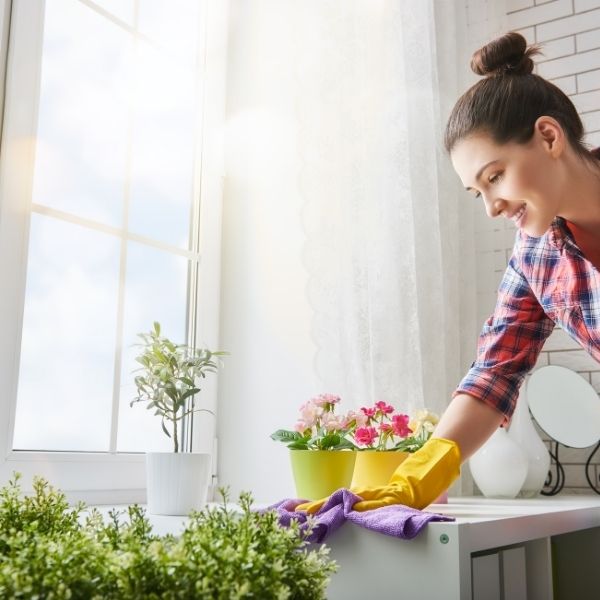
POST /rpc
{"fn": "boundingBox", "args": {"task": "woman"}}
[298,31,600,514]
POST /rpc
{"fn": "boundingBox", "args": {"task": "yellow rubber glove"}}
[296,437,460,514]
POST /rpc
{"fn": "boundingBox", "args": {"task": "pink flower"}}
[374,400,394,415]
[321,412,348,432]
[345,410,368,428]
[361,407,377,418]
[311,393,341,407]
[293,421,309,433]
[354,426,378,446]
[392,414,412,438]
[379,423,392,433]
[299,401,322,427]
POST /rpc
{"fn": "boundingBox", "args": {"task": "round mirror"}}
[527,365,600,448]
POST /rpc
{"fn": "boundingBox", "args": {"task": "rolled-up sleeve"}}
[454,253,555,423]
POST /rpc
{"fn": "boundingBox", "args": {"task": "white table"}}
[324,495,600,600]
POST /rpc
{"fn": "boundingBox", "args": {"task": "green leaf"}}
[270,430,301,443]
[286,441,309,450]
[161,420,171,438]
[332,438,356,450]
[318,434,341,450]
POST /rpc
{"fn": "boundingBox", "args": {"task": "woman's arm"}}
[432,393,505,461]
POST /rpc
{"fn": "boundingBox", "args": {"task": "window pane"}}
[92,0,136,26]
[138,0,204,65]
[116,242,188,452]
[11,0,206,456]
[128,42,197,249]
[13,215,120,451]
[32,0,133,226]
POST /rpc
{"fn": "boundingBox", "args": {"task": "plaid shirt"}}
[454,217,600,423]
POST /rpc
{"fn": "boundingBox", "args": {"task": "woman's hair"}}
[444,31,590,158]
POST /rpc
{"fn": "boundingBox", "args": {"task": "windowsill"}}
[85,502,270,537]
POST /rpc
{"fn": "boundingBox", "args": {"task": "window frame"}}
[0,0,227,503]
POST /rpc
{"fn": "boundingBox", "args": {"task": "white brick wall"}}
[467,0,600,493]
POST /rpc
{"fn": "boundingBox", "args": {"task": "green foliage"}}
[132,321,227,452]
[0,474,337,599]
[392,428,431,453]
[270,429,355,451]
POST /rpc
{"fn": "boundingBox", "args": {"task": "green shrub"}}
[0,475,337,599]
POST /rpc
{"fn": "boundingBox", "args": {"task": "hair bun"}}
[470,31,541,77]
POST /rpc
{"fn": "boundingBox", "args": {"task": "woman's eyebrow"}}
[465,159,501,191]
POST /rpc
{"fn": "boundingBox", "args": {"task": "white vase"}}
[146,452,212,515]
[508,386,551,497]
[469,428,528,499]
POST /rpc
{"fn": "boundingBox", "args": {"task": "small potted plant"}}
[350,402,439,488]
[270,393,358,500]
[132,322,226,515]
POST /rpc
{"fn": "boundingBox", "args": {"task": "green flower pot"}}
[289,449,357,500]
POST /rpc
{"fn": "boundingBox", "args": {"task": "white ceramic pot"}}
[469,427,528,499]
[508,387,551,497]
[146,452,211,515]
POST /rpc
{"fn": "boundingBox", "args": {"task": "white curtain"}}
[295,0,466,418]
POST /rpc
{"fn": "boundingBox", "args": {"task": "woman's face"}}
[450,129,564,237]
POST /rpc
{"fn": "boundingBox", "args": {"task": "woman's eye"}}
[489,173,502,184]
[474,191,481,199]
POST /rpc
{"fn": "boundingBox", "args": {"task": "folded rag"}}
[266,488,454,543]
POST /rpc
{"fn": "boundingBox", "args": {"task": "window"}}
[0,0,226,502]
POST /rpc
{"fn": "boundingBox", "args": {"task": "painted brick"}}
[563,463,596,487]
[548,349,600,370]
[493,250,508,271]
[558,445,599,464]
[550,74,577,94]
[571,88,600,112]
[576,28,600,52]
[575,0,600,12]
[582,109,600,130]
[585,129,600,145]
[475,204,499,232]
[476,251,496,282]
[467,1,488,25]
[508,0,535,11]
[537,48,600,79]
[516,26,536,42]
[537,8,600,41]
[592,372,600,392]
[534,352,550,368]
[507,0,572,30]
[541,328,581,351]
[577,68,600,91]
[538,35,576,60]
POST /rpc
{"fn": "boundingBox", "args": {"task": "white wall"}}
[469,0,600,492]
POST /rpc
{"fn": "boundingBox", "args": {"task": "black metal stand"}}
[585,440,600,495]
[540,439,600,495]
[541,440,565,496]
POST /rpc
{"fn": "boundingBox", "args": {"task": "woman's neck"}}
[559,148,600,236]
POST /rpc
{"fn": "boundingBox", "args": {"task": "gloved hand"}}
[296,437,461,514]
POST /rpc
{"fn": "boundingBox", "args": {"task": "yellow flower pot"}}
[351,450,409,488]
[289,450,357,500]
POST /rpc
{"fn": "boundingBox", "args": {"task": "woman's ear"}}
[533,116,565,158]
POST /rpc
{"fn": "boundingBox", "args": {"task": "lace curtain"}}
[295,0,467,418]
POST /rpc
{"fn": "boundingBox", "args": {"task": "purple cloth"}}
[265,488,454,543]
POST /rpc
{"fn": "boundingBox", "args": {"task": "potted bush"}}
[0,474,337,598]
[132,322,226,515]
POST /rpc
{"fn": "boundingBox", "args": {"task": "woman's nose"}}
[483,195,505,219]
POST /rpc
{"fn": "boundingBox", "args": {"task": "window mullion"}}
[108,0,140,455]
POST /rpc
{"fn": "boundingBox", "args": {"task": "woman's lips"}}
[512,204,526,228]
